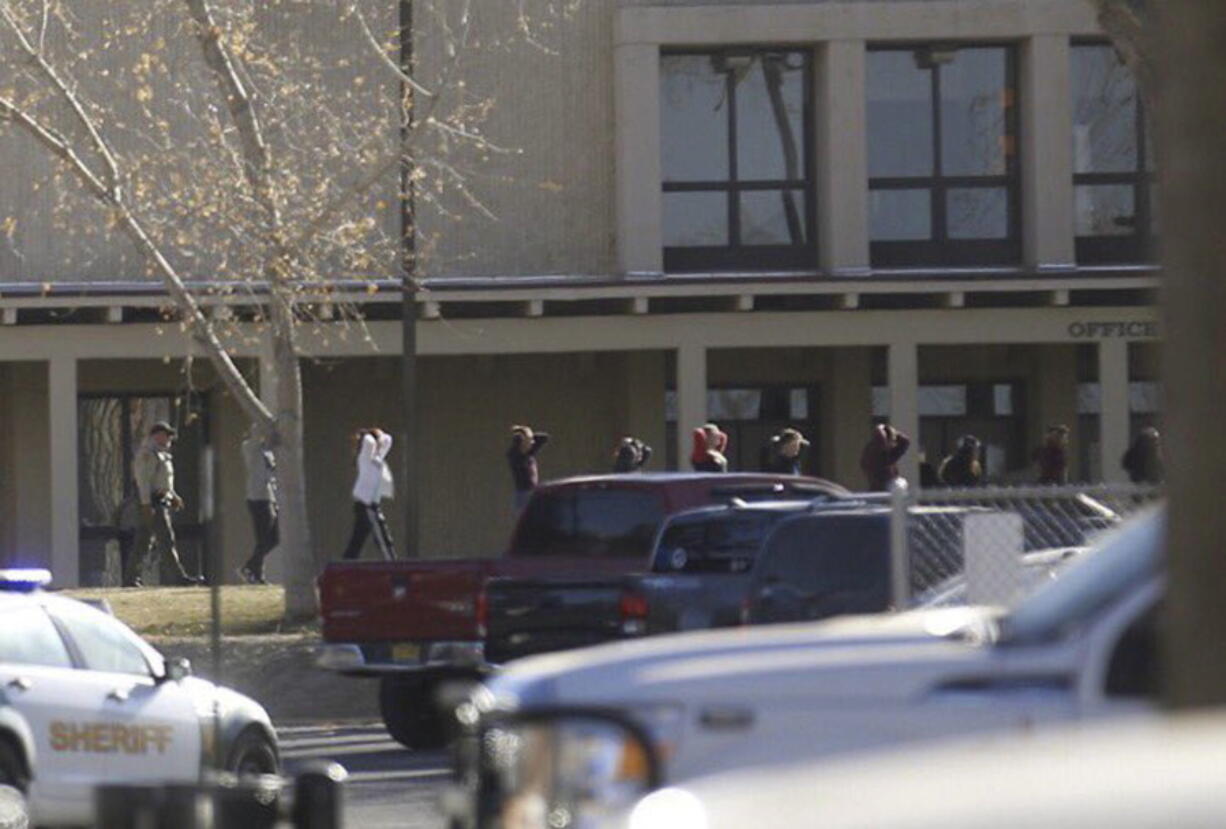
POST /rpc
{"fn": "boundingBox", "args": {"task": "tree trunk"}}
[273,343,315,620]
[1156,1,1226,708]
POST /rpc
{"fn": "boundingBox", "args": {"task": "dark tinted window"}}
[762,516,890,595]
[516,489,666,558]
[654,512,787,573]
[1105,602,1160,699]
[0,605,73,668]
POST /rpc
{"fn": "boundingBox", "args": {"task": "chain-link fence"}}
[879,484,1163,610]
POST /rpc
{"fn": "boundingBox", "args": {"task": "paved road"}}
[279,722,451,828]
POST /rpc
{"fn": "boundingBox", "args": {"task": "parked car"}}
[317,473,847,748]
[0,569,278,827]
[485,502,993,663]
[625,712,1221,828]
[449,510,1162,827]
[0,689,34,826]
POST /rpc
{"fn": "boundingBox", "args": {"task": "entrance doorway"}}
[77,393,211,586]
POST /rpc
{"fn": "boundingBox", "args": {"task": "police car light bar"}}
[0,568,53,591]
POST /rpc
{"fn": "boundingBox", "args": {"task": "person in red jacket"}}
[1033,424,1070,485]
[691,423,729,472]
[860,424,911,492]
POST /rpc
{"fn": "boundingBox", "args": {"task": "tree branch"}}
[0,94,274,427]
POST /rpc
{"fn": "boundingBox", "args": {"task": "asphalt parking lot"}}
[279,722,450,829]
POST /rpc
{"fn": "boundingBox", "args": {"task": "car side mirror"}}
[163,657,192,683]
[464,708,662,828]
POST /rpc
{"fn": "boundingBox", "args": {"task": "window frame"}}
[1070,39,1156,265]
[867,43,1023,267]
[660,47,818,272]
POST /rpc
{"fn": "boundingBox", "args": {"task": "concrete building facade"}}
[0,0,1160,586]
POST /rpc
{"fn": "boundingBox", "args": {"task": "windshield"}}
[1001,509,1163,645]
[514,488,666,558]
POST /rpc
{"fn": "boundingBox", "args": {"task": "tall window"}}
[660,49,815,272]
[1071,42,1154,263]
[867,45,1020,267]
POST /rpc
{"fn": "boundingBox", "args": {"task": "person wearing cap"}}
[1033,424,1071,485]
[763,428,809,476]
[126,421,202,586]
[508,425,550,510]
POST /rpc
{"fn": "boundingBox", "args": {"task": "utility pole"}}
[1156,1,1226,708]
[399,0,419,557]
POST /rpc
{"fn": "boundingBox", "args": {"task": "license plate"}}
[391,643,421,662]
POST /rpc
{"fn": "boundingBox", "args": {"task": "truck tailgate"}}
[485,576,631,663]
[319,560,495,643]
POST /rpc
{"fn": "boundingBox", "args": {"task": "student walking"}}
[342,428,396,560]
[239,429,279,584]
[508,425,550,510]
[938,435,983,487]
[762,428,808,476]
[1033,424,1070,485]
[612,436,652,473]
[860,424,911,492]
[690,423,729,472]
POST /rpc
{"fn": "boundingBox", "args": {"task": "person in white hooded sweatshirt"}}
[341,427,396,560]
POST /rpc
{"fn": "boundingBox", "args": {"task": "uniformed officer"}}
[125,421,202,587]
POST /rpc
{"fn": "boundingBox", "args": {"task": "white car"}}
[627,711,1226,828]
[0,570,278,826]
[460,510,1161,823]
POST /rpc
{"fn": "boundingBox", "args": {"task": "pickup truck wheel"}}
[380,677,446,750]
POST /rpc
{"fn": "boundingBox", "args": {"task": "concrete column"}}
[615,43,663,276]
[675,344,707,471]
[625,351,667,465]
[888,342,920,486]
[48,357,79,587]
[822,348,872,487]
[816,40,870,275]
[1021,35,1076,270]
[1099,339,1131,483]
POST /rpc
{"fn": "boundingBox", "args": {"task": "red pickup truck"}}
[316,472,846,748]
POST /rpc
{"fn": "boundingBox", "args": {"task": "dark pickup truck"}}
[316,472,846,748]
[485,502,992,663]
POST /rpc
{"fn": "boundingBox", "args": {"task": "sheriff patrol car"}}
[0,569,278,826]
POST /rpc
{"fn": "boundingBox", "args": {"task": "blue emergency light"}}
[0,568,53,591]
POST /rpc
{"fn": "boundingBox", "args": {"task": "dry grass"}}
[61,585,315,638]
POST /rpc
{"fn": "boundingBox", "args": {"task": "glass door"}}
[77,393,210,586]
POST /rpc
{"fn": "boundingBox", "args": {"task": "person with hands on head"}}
[860,423,912,492]
[126,420,202,586]
[691,423,729,472]
[508,425,550,510]
[342,427,396,560]
[612,436,653,473]
[763,428,809,476]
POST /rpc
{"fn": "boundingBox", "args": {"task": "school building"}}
[0,0,1160,586]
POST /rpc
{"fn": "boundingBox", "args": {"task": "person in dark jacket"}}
[1122,427,1164,484]
[860,424,911,492]
[1033,424,1070,485]
[612,436,652,473]
[938,434,983,487]
[690,423,729,472]
[508,424,550,509]
[762,428,808,476]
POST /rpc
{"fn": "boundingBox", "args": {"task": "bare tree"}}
[0,0,568,619]
[1087,0,1154,98]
